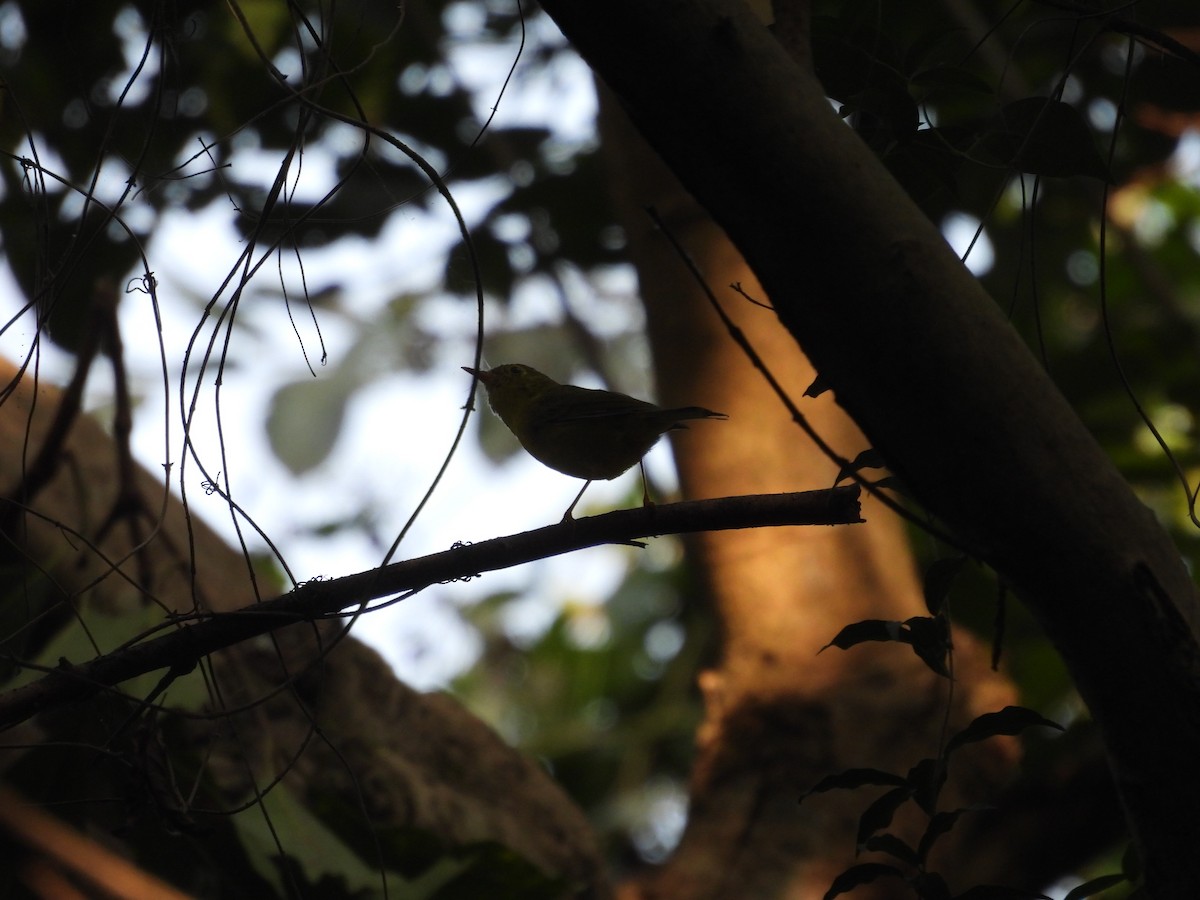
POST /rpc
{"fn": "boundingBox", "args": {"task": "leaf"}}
[234,785,464,899]
[904,615,951,677]
[6,607,210,711]
[1062,873,1128,900]
[945,706,1063,753]
[823,863,905,900]
[820,616,951,677]
[918,807,992,861]
[425,841,570,900]
[805,374,831,398]
[871,475,907,495]
[856,787,912,849]
[923,556,967,615]
[819,620,904,653]
[266,375,352,475]
[801,768,908,801]
[905,757,946,816]
[836,448,887,485]
[863,833,920,866]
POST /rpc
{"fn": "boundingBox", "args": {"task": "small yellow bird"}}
[464,363,727,519]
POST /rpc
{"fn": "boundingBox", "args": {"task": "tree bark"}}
[599,88,1018,899]
[539,0,1200,894]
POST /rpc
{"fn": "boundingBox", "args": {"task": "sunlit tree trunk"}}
[599,96,1017,899]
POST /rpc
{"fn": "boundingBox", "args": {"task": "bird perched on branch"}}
[463,363,727,520]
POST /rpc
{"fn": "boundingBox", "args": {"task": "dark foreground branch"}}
[0,488,860,730]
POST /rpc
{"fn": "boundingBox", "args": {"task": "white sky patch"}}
[942,211,995,275]
[448,15,597,143]
[1173,130,1200,183]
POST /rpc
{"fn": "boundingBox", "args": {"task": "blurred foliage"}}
[2,0,1200,894]
[452,543,713,867]
[0,0,623,356]
[809,0,1200,708]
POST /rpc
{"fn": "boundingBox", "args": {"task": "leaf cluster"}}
[800,706,1116,900]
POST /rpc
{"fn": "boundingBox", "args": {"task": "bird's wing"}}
[532,385,659,426]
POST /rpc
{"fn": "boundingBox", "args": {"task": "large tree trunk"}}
[540,0,1200,894]
[599,94,1016,898]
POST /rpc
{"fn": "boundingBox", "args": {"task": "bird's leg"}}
[640,459,655,508]
[562,480,592,521]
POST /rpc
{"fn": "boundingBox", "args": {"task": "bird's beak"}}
[462,366,490,384]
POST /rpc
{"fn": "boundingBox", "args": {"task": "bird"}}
[463,363,727,520]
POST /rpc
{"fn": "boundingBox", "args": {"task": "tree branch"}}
[0,488,860,731]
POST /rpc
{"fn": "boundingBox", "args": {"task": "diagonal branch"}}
[0,488,860,731]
